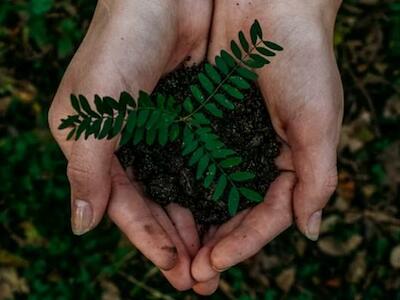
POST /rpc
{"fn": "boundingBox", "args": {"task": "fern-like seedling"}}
[59,20,283,216]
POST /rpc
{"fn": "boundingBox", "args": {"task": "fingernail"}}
[72,200,93,235]
[306,210,322,241]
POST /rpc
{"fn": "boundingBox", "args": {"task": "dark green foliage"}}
[59,20,283,215]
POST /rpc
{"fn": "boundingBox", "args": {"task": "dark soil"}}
[117,63,280,226]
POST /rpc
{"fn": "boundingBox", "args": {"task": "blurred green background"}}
[1,1,399,299]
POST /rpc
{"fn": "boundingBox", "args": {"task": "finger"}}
[290,137,338,241]
[210,172,296,272]
[165,203,200,258]
[191,209,250,282]
[192,275,220,296]
[147,201,195,291]
[67,137,116,235]
[108,158,177,271]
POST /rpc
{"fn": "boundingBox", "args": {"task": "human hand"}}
[48,0,214,290]
[191,0,344,295]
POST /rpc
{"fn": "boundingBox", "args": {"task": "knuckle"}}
[111,170,131,188]
[320,170,338,200]
[67,163,90,196]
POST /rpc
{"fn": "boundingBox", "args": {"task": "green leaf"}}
[244,58,265,68]
[236,66,258,81]
[94,95,104,115]
[205,63,221,83]
[58,116,77,130]
[120,91,136,108]
[77,118,90,140]
[70,95,80,113]
[90,118,102,138]
[137,109,150,127]
[214,94,235,110]
[230,172,256,182]
[104,96,119,110]
[196,127,212,135]
[119,128,132,147]
[264,41,283,51]
[204,139,224,151]
[256,47,275,57]
[198,73,214,94]
[138,91,152,107]
[98,118,113,139]
[215,56,229,75]
[146,128,157,145]
[183,97,194,113]
[166,95,176,110]
[66,127,76,140]
[223,84,244,100]
[183,126,194,145]
[192,113,211,125]
[133,127,144,145]
[250,19,263,44]
[126,111,137,134]
[230,41,242,60]
[182,140,199,156]
[110,113,124,138]
[146,110,161,130]
[156,94,165,109]
[228,187,240,216]
[213,175,227,201]
[239,188,264,202]
[196,155,210,179]
[220,157,243,168]
[204,164,217,188]
[229,76,251,89]
[212,148,236,158]
[158,125,169,146]
[221,50,236,67]
[250,53,270,65]
[169,124,180,142]
[205,103,223,118]
[101,97,113,116]
[189,148,204,166]
[190,85,205,103]
[238,31,249,52]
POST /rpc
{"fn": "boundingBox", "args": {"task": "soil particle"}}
[117,64,280,226]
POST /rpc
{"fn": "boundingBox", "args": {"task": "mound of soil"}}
[117,64,280,226]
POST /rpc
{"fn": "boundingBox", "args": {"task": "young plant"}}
[59,20,283,216]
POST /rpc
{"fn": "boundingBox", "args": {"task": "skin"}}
[48,0,343,295]
[48,0,213,290]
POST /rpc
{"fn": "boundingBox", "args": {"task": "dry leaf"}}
[275,268,296,292]
[318,235,363,256]
[100,280,121,300]
[346,251,367,283]
[0,250,28,268]
[0,268,29,300]
[320,215,340,234]
[390,245,400,269]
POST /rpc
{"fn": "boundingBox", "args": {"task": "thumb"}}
[67,137,116,235]
[288,121,340,241]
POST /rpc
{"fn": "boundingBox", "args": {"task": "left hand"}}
[190,0,344,295]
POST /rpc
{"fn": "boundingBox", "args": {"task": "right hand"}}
[48,0,216,290]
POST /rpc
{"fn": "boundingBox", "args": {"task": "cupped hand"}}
[191,0,344,295]
[48,0,215,291]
